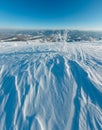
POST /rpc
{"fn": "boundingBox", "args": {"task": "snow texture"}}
[0,41,102,130]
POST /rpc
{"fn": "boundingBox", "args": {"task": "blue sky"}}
[0,0,102,30]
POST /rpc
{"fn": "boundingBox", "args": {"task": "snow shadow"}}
[68,60,102,130]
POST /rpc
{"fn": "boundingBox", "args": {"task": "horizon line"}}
[0,27,102,32]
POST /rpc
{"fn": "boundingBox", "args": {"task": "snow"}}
[0,41,102,130]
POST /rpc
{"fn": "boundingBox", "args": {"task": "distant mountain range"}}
[0,30,102,43]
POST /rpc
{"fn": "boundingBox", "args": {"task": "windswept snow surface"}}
[0,41,102,130]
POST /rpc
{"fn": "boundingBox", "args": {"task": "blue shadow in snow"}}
[68,60,102,130]
[1,75,17,130]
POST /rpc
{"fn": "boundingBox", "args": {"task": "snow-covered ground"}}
[0,41,102,130]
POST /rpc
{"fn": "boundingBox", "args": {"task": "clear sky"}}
[0,0,102,30]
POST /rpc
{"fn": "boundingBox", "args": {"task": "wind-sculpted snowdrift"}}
[0,41,102,130]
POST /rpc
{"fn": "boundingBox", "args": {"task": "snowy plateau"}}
[0,30,102,130]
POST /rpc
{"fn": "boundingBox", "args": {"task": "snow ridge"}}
[0,42,102,130]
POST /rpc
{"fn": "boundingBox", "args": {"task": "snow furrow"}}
[0,42,102,130]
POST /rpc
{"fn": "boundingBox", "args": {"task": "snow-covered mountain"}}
[0,30,102,130]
